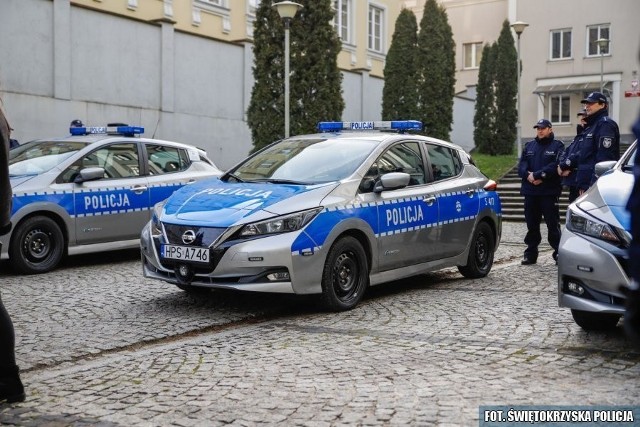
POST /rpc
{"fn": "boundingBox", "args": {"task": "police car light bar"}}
[70,125,145,136]
[317,120,423,133]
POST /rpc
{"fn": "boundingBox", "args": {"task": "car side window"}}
[147,144,189,175]
[426,144,460,182]
[360,141,425,193]
[59,143,140,183]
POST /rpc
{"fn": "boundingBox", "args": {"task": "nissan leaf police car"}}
[141,121,502,311]
[2,123,222,274]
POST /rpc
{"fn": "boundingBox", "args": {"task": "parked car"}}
[141,120,502,311]
[1,123,222,274]
[558,140,637,330]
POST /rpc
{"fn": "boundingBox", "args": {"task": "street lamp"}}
[596,37,610,93]
[511,21,528,158]
[273,1,303,139]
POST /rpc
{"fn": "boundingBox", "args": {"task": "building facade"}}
[0,0,400,169]
[405,0,640,146]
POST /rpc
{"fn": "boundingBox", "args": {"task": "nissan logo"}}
[181,230,197,245]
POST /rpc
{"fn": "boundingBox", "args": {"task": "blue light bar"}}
[317,120,423,133]
[70,125,144,136]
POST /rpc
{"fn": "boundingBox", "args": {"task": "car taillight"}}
[484,180,497,191]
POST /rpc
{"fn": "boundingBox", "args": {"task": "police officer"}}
[0,102,26,403]
[558,109,588,203]
[624,113,640,344]
[575,91,620,195]
[518,119,565,265]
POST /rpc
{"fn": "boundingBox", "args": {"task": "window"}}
[550,29,572,59]
[333,0,353,44]
[147,145,189,175]
[360,142,425,192]
[426,145,460,182]
[368,5,384,53]
[463,42,483,69]
[587,24,610,56]
[248,0,259,15]
[60,143,140,183]
[550,95,570,124]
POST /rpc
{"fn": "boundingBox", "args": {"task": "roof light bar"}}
[70,125,144,137]
[317,120,423,133]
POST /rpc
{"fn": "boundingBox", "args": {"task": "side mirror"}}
[74,167,105,183]
[373,172,411,193]
[594,161,617,179]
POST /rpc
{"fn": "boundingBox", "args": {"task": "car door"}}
[359,141,440,271]
[67,141,150,244]
[424,143,479,258]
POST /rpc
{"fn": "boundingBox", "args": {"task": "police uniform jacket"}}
[518,133,564,197]
[0,107,12,234]
[558,125,584,187]
[575,108,620,191]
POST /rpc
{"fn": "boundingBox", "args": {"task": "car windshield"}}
[230,137,378,184]
[9,140,89,177]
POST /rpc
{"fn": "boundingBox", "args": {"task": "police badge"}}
[602,137,612,148]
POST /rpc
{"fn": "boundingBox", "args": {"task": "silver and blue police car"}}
[141,120,502,311]
[558,140,636,331]
[2,123,222,274]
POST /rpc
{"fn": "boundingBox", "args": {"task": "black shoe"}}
[620,285,640,345]
[0,366,25,404]
[521,257,537,265]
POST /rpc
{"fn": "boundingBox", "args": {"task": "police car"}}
[2,123,222,274]
[141,121,502,311]
[558,140,637,330]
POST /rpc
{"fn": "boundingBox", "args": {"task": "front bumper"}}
[140,222,327,295]
[557,228,629,315]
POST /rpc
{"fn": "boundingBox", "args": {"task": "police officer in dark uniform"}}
[518,119,565,265]
[0,103,26,403]
[558,109,588,203]
[575,91,620,196]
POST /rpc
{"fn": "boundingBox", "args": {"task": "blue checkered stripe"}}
[12,182,186,218]
[291,189,498,256]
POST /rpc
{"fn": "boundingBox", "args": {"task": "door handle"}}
[131,185,148,194]
[422,196,436,206]
[465,189,475,197]
[186,179,197,184]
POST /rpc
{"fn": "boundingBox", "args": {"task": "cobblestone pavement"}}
[0,223,638,426]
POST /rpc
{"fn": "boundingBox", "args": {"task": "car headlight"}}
[151,200,167,237]
[238,208,323,238]
[566,206,629,246]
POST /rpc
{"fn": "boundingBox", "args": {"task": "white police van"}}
[141,121,502,311]
[2,123,221,274]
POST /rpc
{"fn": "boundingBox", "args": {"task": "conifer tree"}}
[416,0,456,140]
[493,20,518,154]
[474,43,498,154]
[382,9,419,121]
[247,0,344,152]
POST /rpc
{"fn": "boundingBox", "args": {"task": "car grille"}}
[163,223,226,247]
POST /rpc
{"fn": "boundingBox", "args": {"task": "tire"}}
[320,236,369,312]
[458,221,495,279]
[571,309,621,331]
[9,216,65,274]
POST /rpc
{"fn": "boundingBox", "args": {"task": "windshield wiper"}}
[223,172,245,183]
[251,178,309,185]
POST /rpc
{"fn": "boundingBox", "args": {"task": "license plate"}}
[161,244,210,264]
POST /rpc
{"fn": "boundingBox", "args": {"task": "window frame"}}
[333,0,354,45]
[550,28,572,60]
[586,24,611,57]
[462,42,483,69]
[549,94,571,125]
[367,3,385,53]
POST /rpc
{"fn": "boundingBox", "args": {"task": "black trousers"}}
[0,291,17,369]
[567,186,580,204]
[523,195,561,260]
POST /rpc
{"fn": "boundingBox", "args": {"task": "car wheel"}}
[458,221,494,279]
[320,236,369,312]
[571,309,621,331]
[9,216,65,274]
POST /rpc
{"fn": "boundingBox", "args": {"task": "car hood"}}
[161,178,339,227]
[9,175,38,188]
[575,169,632,230]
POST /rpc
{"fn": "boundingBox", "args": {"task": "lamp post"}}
[596,37,610,93]
[511,21,528,158]
[273,1,303,139]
